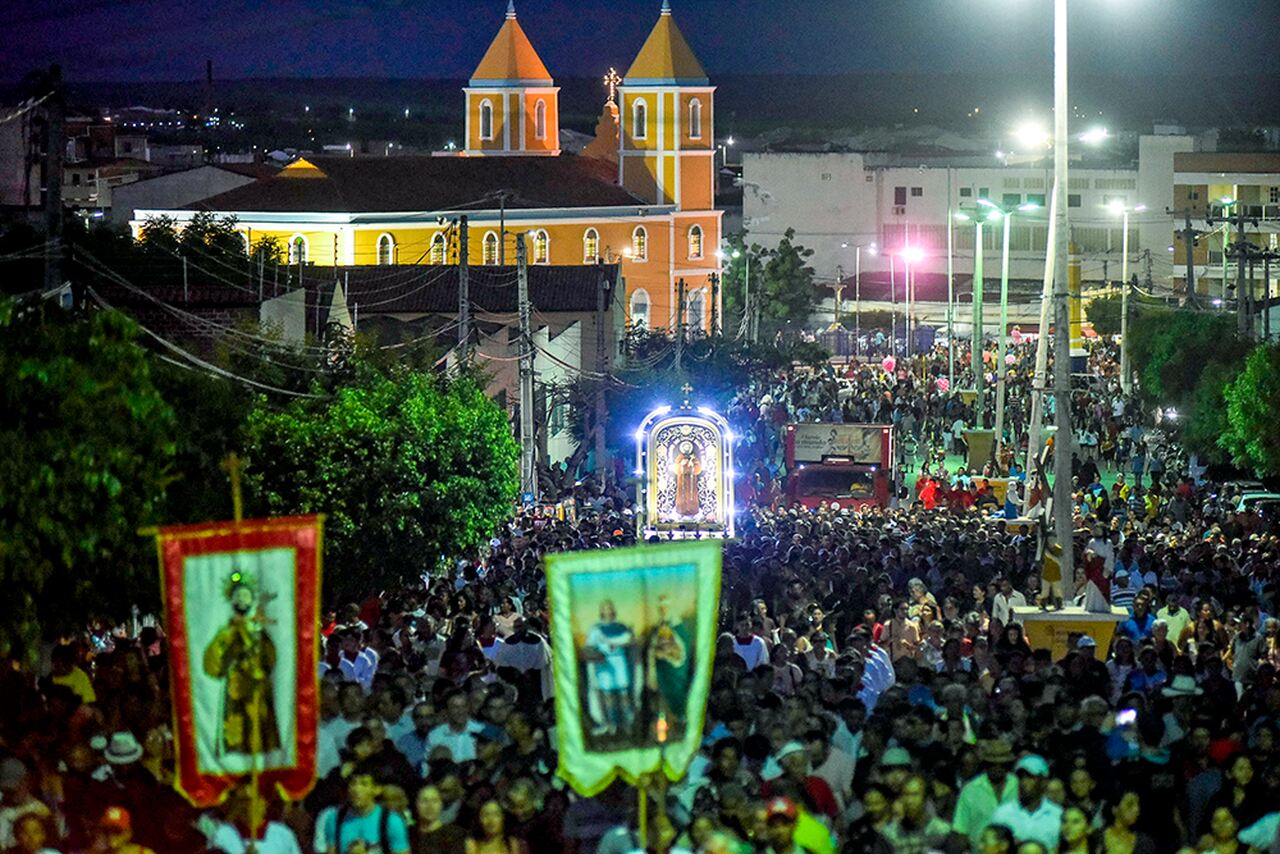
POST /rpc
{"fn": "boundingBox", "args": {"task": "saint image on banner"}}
[201,570,282,755]
[547,540,722,797]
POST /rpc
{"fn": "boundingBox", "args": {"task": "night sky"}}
[5,0,1279,83]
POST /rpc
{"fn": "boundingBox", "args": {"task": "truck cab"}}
[784,423,895,509]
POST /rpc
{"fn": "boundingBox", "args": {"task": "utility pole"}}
[517,234,536,499]
[42,64,64,297]
[1264,250,1276,342]
[458,215,470,358]
[1119,208,1132,394]
[1210,201,1260,338]
[709,273,720,335]
[595,265,609,488]
[833,265,844,326]
[674,277,686,371]
[1168,208,1203,307]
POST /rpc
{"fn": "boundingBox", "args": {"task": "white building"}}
[742,134,1198,311]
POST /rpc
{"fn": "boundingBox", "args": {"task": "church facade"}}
[131,1,722,332]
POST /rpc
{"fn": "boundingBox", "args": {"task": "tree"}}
[0,299,176,658]
[720,229,818,337]
[242,360,518,599]
[1221,344,1280,476]
[757,228,817,335]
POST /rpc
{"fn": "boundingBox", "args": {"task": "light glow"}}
[899,245,925,264]
[1013,122,1050,149]
[1079,127,1109,145]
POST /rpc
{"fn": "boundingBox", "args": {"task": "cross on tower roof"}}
[602,67,621,105]
[681,382,693,406]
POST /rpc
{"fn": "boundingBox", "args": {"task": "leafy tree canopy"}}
[0,300,175,658]
[242,358,518,600]
[1221,343,1280,476]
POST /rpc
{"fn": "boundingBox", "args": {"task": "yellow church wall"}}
[467,94,509,153]
[679,91,713,149]
[623,157,660,206]
[620,91,658,152]
[679,154,714,212]
[247,229,339,265]
[520,92,558,153]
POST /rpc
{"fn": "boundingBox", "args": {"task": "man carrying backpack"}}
[313,762,410,854]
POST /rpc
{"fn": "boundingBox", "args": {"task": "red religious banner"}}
[154,514,323,807]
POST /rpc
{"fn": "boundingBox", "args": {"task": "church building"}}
[130,1,723,332]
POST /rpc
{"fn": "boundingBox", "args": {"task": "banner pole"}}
[224,451,264,852]
[637,779,648,851]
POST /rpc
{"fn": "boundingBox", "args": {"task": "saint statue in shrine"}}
[671,440,703,518]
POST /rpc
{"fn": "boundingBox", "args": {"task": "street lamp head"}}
[954,212,971,222]
[726,135,736,146]
[867,242,879,256]
[899,246,924,264]
[1013,122,1050,150]
[731,249,742,259]
[1219,196,1235,206]
[841,241,849,248]
[1134,204,1148,213]
[1107,199,1126,215]
[1079,127,1108,145]
[1017,202,1040,212]
[986,210,1003,222]
[976,198,997,209]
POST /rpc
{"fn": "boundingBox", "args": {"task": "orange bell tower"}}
[617,0,715,209]
[464,1,560,156]
[617,0,721,332]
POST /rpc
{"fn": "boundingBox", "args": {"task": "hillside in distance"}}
[33,71,1280,138]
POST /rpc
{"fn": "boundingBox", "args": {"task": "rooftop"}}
[188,155,648,214]
[624,1,708,86]
[470,1,553,87]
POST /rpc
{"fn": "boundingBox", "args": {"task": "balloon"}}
[1006,353,1017,366]
[936,376,951,392]
[882,356,896,373]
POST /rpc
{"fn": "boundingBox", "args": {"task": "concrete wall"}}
[743,137,1198,296]
[111,166,256,226]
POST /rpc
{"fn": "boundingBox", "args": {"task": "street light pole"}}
[973,218,985,426]
[855,246,862,360]
[1120,209,1131,393]
[889,254,897,356]
[995,210,1012,455]
[947,204,955,388]
[1051,0,1075,604]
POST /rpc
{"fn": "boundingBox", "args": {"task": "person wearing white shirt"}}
[423,690,485,765]
[989,754,1063,852]
[730,615,768,671]
[337,631,377,691]
[991,578,1027,628]
[206,820,301,854]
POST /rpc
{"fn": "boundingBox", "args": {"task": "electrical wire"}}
[86,286,330,399]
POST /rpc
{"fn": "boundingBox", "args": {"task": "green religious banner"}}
[546,540,722,796]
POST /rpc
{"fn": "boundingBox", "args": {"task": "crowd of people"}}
[3,338,1280,854]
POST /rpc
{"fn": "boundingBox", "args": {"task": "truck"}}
[784,423,895,509]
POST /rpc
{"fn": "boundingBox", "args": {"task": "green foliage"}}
[757,228,818,333]
[0,300,175,658]
[1085,294,1122,337]
[720,229,818,336]
[1181,361,1238,466]
[242,361,518,598]
[1221,344,1280,476]
[1130,310,1245,404]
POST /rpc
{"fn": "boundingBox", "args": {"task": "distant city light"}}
[899,246,925,263]
[726,135,736,146]
[404,108,410,118]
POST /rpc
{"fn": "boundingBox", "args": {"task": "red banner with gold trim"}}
[155,515,323,807]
